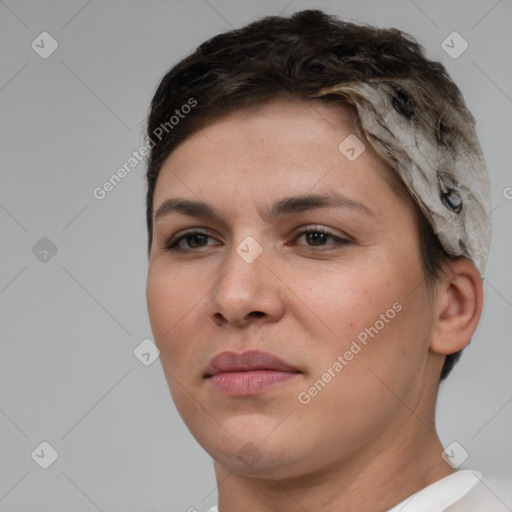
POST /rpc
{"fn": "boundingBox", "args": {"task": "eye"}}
[164,229,219,251]
[163,226,352,253]
[292,226,352,250]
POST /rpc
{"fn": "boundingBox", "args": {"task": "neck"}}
[214,417,453,512]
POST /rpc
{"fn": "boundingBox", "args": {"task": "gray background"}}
[1,0,511,510]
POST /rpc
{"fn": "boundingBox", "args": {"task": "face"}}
[146,98,440,479]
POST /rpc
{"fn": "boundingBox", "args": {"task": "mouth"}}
[204,349,302,396]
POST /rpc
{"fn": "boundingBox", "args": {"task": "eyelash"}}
[163,226,352,252]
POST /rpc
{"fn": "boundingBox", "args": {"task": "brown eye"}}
[304,231,330,245]
[165,230,217,251]
[294,227,351,250]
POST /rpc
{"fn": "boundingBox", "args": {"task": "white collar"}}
[207,470,482,512]
[386,470,482,511]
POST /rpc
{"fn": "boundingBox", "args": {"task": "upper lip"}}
[204,349,301,377]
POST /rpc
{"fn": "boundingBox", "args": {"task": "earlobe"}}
[430,258,484,356]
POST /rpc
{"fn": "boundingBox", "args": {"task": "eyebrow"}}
[154,191,374,223]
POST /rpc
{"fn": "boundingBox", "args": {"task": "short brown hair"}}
[145,9,466,379]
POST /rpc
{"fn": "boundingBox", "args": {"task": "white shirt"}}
[207,470,510,512]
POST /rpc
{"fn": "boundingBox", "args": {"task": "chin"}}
[200,425,306,474]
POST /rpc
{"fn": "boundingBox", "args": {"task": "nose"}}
[207,242,285,328]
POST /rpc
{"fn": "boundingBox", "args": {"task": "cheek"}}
[294,266,392,339]
[147,263,195,330]
[146,270,170,339]
[146,270,203,411]
[146,265,211,372]
[299,252,429,370]
[146,268,188,359]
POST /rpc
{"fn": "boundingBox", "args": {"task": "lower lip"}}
[208,370,299,396]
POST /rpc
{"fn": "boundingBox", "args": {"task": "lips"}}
[204,349,302,396]
[204,349,300,377]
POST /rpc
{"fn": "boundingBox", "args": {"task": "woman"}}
[144,9,503,511]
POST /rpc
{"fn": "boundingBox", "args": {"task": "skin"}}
[146,98,483,512]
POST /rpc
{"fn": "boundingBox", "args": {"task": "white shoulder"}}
[445,476,512,512]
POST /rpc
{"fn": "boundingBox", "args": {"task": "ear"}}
[430,257,484,355]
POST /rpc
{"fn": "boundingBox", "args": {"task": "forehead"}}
[156,98,368,174]
[152,97,415,215]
